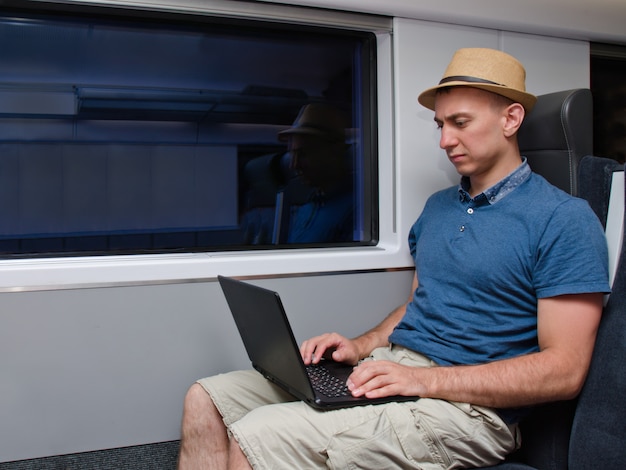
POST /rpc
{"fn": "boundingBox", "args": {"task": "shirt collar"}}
[458,158,531,205]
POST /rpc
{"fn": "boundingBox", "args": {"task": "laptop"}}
[217,275,419,409]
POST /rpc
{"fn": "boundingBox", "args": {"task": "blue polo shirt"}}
[287,188,353,243]
[389,160,610,367]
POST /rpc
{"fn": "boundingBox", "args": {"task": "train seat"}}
[518,88,593,195]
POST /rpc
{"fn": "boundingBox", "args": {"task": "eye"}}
[455,119,468,127]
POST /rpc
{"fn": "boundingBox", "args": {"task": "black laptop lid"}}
[217,275,315,402]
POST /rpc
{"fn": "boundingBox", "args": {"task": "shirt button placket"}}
[460,205,474,232]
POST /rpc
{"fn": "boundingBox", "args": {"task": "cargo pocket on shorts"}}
[388,400,452,470]
[406,400,517,469]
[326,402,431,470]
[332,402,453,470]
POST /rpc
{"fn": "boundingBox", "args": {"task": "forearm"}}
[352,303,407,359]
[422,349,589,408]
[352,274,417,359]
[348,289,603,407]
[429,293,602,408]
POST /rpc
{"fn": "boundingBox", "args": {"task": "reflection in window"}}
[242,103,355,245]
[0,7,378,257]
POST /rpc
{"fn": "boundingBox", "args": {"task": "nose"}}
[289,150,298,170]
[287,150,304,177]
[439,126,457,150]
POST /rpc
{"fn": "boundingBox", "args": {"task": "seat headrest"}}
[518,88,593,195]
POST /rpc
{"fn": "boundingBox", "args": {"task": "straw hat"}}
[278,103,348,143]
[418,48,537,112]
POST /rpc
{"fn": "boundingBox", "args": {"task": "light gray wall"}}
[0,270,413,462]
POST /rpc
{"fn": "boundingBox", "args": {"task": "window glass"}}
[0,7,378,257]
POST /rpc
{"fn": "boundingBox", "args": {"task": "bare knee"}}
[181,383,223,433]
[184,383,214,412]
[179,383,230,468]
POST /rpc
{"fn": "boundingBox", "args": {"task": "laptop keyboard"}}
[306,364,351,398]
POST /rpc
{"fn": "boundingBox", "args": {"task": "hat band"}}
[439,75,504,87]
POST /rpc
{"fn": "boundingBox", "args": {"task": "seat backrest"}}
[577,155,623,228]
[518,89,593,195]
[569,165,626,469]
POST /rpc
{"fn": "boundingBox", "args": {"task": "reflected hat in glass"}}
[278,103,348,143]
[418,48,537,112]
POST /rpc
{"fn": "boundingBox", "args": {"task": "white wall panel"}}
[502,32,590,95]
[0,270,413,462]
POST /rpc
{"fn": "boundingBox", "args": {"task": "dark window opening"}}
[591,43,626,164]
[0,4,378,258]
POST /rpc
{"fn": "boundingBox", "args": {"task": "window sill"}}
[0,244,412,292]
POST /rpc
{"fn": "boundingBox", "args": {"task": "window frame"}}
[0,0,407,291]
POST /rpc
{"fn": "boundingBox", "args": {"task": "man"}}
[178,48,610,469]
[241,103,354,244]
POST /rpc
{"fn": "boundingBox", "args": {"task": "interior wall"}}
[0,270,413,462]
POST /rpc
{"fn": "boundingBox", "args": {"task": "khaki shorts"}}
[197,346,520,469]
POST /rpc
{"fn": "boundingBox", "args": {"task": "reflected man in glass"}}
[242,103,354,244]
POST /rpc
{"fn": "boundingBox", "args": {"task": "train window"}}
[591,43,626,164]
[0,5,378,257]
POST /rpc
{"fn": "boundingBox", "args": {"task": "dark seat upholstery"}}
[569,166,626,470]
[475,88,625,470]
[518,88,593,195]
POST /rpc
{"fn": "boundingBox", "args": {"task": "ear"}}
[502,103,525,138]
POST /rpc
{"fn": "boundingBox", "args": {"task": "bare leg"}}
[178,383,230,469]
[228,440,253,470]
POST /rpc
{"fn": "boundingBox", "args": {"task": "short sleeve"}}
[533,198,610,298]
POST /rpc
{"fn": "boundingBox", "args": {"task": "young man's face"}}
[288,134,343,189]
[434,87,515,182]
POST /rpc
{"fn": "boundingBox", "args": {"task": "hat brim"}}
[278,126,343,142]
[418,82,537,112]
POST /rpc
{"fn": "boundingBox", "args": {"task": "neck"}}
[468,154,523,197]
